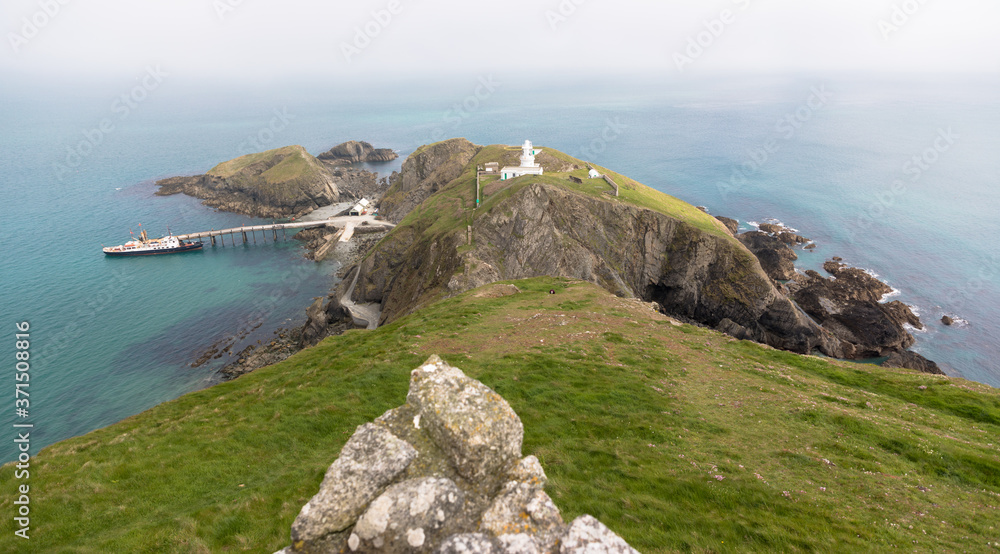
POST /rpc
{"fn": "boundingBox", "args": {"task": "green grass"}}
[207,145,325,184]
[3,278,998,553]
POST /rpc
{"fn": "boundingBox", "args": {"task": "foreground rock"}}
[276,356,638,554]
[319,140,398,164]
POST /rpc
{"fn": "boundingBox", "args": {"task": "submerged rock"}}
[277,356,639,553]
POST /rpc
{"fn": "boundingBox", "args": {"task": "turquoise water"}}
[2,75,998,462]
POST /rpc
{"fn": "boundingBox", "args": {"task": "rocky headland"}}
[275,355,638,554]
[294,139,942,375]
[155,142,392,218]
[167,138,943,380]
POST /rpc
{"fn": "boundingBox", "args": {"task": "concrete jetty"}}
[173,215,393,247]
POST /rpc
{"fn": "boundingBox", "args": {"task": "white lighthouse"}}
[500,140,545,181]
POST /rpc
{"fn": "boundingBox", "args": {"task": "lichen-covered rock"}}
[435,533,499,553]
[407,355,523,494]
[510,455,546,487]
[560,515,640,554]
[291,423,417,547]
[480,480,563,539]
[497,533,542,554]
[348,477,466,553]
[276,356,640,554]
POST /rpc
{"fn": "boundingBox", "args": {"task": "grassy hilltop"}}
[2,278,999,552]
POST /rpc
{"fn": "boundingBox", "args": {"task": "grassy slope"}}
[3,278,998,553]
[393,144,730,241]
[207,145,326,185]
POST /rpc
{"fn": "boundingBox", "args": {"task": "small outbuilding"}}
[588,168,601,179]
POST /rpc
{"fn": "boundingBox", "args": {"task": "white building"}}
[349,198,371,216]
[500,140,544,181]
[588,168,601,179]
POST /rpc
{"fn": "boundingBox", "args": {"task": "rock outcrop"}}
[155,146,340,218]
[784,261,938,370]
[377,139,480,223]
[319,141,398,164]
[276,355,638,554]
[736,231,798,281]
[883,350,944,375]
[714,216,739,235]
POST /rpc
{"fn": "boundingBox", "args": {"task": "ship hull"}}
[103,242,203,257]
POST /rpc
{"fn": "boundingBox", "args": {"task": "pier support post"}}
[211,235,216,246]
[242,231,248,244]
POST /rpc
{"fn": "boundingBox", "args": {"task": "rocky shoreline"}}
[215,230,389,380]
[719,217,942,374]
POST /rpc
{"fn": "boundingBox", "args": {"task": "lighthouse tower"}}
[500,139,545,181]
[520,140,540,168]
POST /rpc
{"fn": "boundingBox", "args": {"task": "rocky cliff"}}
[377,138,480,223]
[275,355,638,554]
[319,140,398,164]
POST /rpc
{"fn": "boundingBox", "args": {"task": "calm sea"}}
[2,74,998,462]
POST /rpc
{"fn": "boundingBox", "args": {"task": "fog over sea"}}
[2,74,998,463]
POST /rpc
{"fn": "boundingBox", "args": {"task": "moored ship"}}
[103,228,203,257]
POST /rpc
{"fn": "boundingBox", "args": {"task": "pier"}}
[174,215,393,247]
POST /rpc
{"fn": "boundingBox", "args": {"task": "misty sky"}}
[2,0,998,84]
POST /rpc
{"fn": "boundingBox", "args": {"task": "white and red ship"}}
[103,227,203,257]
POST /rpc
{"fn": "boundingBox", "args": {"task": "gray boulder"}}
[291,423,417,545]
[277,356,639,554]
[561,515,641,554]
[348,477,466,552]
[407,355,524,494]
